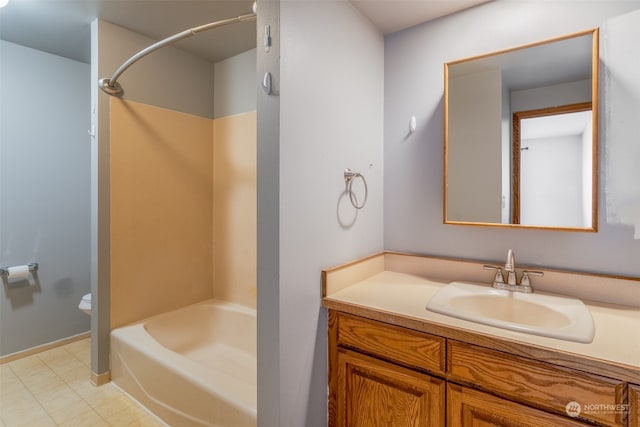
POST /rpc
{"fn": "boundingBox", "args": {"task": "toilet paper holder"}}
[0,263,39,278]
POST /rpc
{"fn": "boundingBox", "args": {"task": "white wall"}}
[520,134,583,227]
[384,1,640,277]
[510,79,591,113]
[264,1,384,425]
[0,41,90,355]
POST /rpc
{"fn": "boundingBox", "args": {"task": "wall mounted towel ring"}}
[344,169,368,209]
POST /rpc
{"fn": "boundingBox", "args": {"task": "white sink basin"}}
[426,281,594,343]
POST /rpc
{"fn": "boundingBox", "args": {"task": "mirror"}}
[444,29,599,231]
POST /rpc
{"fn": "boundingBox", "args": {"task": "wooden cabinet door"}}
[336,348,444,427]
[630,384,639,427]
[447,383,588,427]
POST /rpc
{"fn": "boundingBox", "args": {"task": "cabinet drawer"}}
[336,313,445,375]
[448,341,626,427]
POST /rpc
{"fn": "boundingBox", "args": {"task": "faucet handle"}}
[483,265,505,285]
[520,270,544,287]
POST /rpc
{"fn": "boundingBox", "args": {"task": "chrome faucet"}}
[505,249,517,286]
[483,249,543,293]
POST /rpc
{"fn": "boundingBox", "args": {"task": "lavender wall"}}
[384,1,640,277]
[0,41,90,356]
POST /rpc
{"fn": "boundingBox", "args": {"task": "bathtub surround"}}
[213,49,258,308]
[110,99,214,328]
[0,40,91,357]
[213,111,258,308]
[213,50,258,308]
[92,19,256,377]
[91,18,217,377]
[109,98,257,327]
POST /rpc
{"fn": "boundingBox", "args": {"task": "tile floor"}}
[0,338,166,427]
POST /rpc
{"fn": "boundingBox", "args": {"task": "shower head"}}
[99,78,124,96]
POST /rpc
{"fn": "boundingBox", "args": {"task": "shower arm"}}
[99,10,257,96]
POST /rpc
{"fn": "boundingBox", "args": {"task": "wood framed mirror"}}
[444,29,599,231]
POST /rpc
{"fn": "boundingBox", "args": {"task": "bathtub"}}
[110,299,256,427]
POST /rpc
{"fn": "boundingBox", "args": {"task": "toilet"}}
[78,293,91,315]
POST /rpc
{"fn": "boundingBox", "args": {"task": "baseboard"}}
[90,370,111,386]
[0,331,90,364]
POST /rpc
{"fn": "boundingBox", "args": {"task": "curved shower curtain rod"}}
[99,2,257,96]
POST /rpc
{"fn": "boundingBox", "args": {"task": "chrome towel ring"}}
[344,168,368,209]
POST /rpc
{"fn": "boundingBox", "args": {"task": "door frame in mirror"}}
[443,28,599,232]
[512,102,595,227]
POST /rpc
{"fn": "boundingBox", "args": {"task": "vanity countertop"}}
[322,253,640,383]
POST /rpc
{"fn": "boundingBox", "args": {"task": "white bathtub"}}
[110,299,256,427]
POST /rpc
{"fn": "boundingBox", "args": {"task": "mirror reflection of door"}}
[512,103,592,227]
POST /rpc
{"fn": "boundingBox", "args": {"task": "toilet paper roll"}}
[7,265,30,280]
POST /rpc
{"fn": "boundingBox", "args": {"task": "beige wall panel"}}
[213,111,257,308]
[110,99,213,328]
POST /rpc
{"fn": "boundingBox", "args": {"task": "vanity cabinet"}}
[329,311,446,426]
[328,310,630,427]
